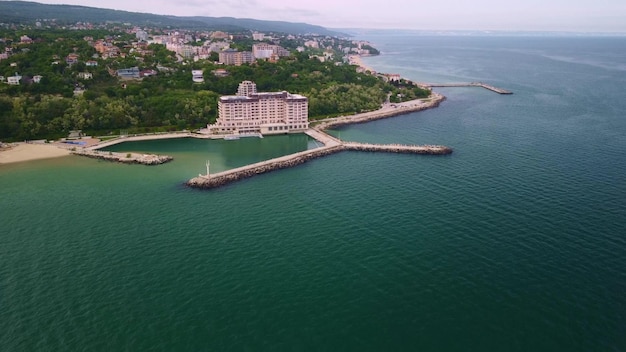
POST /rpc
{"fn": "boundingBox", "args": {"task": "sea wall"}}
[313,93,446,131]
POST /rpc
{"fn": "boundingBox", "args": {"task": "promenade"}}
[313,93,446,130]
[86,132,197,150]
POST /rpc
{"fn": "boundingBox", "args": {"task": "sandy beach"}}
[0,143,72,164]
[348,55,376,73]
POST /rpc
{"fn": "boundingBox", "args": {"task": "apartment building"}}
[252,43,290,59]
[218,49,254,66]
[208,81,309,135]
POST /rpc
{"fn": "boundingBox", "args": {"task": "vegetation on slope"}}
[0,28,429,141]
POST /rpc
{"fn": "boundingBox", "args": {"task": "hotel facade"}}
[207,81,309,135]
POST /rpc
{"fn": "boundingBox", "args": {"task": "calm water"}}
[1,34,626,351]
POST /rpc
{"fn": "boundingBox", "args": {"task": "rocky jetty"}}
[186,141,452,189]
[343,142,453,155]
[72,150,173,165]
[187,146,343,189]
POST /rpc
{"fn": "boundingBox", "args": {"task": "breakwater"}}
[343,142,453,155]
[187,145,344,189]
[72,149,173,165]
[186,140,451,189]
[313,93,446,130]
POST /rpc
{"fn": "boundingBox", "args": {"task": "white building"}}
[78,72,93,80]
[237,80,257,96]
[7,74,21,85]
[218,49,254,66]
[208,81,309,135]
[136,30,148,41]
[252,32,265,41]
[192,70,204,83]
[252,43,290,60]
[304,40,319,49]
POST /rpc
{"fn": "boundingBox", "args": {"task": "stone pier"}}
[72,149,173,165]
[186,129,452,189]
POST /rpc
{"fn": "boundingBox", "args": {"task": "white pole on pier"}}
[206,160,210,176]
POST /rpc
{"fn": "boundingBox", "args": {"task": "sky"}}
[27,0,626,32]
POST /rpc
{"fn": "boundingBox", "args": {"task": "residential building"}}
[117,67,140,79]
[7,74,22,85]
[140,69,157,78]
[304,40,319,49]
[65,53,79,65]
[207,81,309,135]
[20,35,33,44]
[218,49,254,66]
[252,43,290,60]
[237,80,257,96]
[212,69,229,77]
[180,45,195,59]
[206,41,229,53]
[252,32,266,41]
[210,31,229,40]
[385,74,401,82]
[78,72,92,80]
[136,30,148,41]
[192,70,204,83]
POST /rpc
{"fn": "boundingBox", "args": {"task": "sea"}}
[1,33,625,351]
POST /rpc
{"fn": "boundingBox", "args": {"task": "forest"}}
[0,28,429,141]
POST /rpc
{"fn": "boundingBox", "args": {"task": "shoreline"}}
[0,142,72,165]
[312,93,445,131]
[1,53,446,166]
[348,54,377,73]
[0,93,444,167]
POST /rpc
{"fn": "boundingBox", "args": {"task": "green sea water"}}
[1,34,626,351]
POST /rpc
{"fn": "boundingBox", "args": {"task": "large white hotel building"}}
[208,81,309,135]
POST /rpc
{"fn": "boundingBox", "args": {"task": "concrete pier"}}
[424,82,512,94]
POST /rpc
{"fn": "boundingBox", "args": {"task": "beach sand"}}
[0,143,72,164]
[348,55,376,73]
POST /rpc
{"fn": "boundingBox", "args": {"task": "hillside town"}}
[1,21,380,87]
[0,18,426,142]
